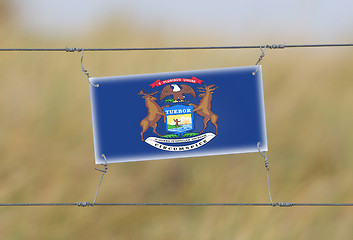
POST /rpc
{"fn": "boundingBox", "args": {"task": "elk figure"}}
[189,84,218,134]
[138,90,169,141]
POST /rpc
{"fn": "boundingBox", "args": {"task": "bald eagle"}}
[160,84,196,101]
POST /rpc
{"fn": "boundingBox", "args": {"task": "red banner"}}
[150,77,203,88]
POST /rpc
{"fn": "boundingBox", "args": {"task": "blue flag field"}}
[90,66,267,164]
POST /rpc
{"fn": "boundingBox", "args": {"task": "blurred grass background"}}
[1,1,353,239]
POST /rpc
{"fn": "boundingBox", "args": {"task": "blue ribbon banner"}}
[90,66,267,164]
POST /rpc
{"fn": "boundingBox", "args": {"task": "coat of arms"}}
[138,77,218,151]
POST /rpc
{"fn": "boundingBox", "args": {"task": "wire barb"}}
[276,202,294,207]
[266,43,286,49]
[76,202,92,207]
[92,154,108,206]
[65,47,82,53]
[257,142,274,205]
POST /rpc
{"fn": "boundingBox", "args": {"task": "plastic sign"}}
[90,66,267,164]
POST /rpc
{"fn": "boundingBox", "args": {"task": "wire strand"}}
[92,154,108,205]
[257,142,274,205]
[0,43,353,52]
[1,202,353,207]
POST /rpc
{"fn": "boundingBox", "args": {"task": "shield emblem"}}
[164,105,194,135]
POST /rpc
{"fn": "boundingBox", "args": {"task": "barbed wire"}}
[0,43,352,52]
[1,202,353,207]
[1,43,353,208]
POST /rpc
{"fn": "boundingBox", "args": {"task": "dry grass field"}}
[1,9,353,239]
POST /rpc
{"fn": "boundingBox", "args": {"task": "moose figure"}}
[189,84,219,134]
[138,90,169,141]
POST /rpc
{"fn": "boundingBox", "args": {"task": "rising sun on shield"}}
[164,105,194,135]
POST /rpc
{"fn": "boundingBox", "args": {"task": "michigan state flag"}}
[90,66,267,164]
